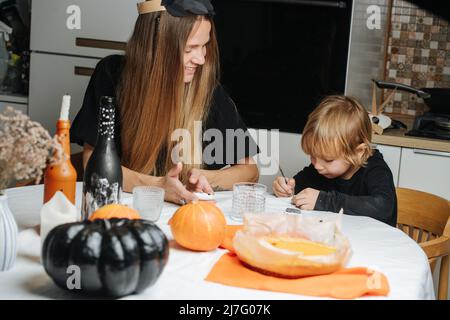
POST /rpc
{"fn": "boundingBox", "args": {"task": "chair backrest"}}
[396,187,450,300]
[396,188,450,245]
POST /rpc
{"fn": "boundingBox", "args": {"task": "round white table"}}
[1,183,435,300]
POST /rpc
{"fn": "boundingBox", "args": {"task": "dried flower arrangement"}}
[0,107,64,194]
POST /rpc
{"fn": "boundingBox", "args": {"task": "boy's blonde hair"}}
[301,95,373,167]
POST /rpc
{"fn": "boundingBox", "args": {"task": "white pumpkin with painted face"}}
[0,193,18,272]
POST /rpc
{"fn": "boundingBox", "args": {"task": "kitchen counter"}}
[372,115,450,153]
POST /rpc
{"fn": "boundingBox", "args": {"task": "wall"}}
[384,0,450,115]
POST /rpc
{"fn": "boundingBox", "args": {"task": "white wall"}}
[250,129,310,191]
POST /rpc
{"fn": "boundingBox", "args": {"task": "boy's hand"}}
[272,176,295,197]
[292,188,320,210]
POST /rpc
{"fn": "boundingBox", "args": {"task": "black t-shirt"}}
[71,55,259,171]
[293,149,398,227]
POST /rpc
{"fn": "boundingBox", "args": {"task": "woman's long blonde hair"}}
[301,95,373,167]
[118,12,219,181]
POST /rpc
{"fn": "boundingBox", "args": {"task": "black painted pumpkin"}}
[42,219,169,297]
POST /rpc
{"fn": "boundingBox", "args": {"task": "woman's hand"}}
[272,176,295,197]
[160,163,198,205]
[292,188,320,210]
[186,168,214,194]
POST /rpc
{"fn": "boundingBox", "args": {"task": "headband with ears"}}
[137,0,215,17]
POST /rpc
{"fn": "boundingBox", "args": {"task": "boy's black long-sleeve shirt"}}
[293,150,397,227]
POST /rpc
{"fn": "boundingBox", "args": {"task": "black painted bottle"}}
[82,96,123,219]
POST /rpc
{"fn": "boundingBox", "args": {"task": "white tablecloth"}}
[1,183,435,300]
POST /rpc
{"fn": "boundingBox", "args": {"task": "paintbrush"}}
[278,165,288,184]
[278,165,293,196]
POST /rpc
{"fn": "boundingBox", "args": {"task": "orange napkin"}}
[210,225,390,299]
[219,225,243,252]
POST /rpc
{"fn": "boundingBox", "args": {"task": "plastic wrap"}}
[233,211,351,278]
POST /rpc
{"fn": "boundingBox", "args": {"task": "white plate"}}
[193,192,216,201]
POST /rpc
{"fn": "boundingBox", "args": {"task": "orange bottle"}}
[43,95,77,204]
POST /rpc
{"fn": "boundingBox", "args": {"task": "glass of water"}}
[231,182,267,221]
[132,186,165,222]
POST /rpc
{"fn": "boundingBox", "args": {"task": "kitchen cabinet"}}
[29,0,138,137]
[28,53,99,136]
[254,132,405,191]
[30,0,137,57]
[0,101,27,114]
[256,136,450,201]
[398,147,450,200]
[0,94,27,114]
[373,144,401,186]
[254,133,404,191]
[250,130,312,189]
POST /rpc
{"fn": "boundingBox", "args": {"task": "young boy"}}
[273,95,397,226]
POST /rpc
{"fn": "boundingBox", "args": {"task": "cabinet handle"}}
[76,37,126,51]
[246,1,347,9]
[413,149,450,158]
[74,66,95,77]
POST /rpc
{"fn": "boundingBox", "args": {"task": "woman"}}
[71,0,259,204]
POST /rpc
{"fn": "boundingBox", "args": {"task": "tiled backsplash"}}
[384,0,450,116]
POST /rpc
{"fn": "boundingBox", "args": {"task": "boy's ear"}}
[356,143,367,157]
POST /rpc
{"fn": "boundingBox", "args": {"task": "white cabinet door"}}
[249,130,310,190]
[28,52,100,135]
[373,144,401,186]
[398,148,450,200]
[0,102,27,115]
[31,0,137,57]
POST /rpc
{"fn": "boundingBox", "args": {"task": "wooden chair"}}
[396,187,450,300]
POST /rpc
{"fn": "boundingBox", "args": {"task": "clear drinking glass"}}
[132,186,165,222]
[231,182,267,221]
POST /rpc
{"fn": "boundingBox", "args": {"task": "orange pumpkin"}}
[89,204,141,221]
[169,201,226,251]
